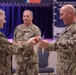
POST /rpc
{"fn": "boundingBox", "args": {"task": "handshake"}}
[28,36,42,45]
[13,36,49,49]
[28,36,49,49]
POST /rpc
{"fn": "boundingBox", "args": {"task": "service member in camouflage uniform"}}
[13,10,41,75]
[39,4,76,75]
[0,9,36,75]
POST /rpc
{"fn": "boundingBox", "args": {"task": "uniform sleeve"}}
[45,28,76,53]
[34,26,41,36]
[0,36,31,55]
[13,26,18,42]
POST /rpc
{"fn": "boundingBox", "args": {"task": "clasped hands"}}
[28,36,49,49]
[13,36,49,49]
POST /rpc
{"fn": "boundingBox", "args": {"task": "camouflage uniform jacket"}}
[0,32,31,75]
[46,22,76,75]
[13,23,41,68]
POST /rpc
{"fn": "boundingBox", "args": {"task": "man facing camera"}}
[13,10,41,75]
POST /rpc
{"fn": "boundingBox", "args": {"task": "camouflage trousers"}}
[16,63,38,75]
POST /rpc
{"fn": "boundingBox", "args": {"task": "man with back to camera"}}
[13,10,41,75]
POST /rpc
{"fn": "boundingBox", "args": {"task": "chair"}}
[38,50,54,75]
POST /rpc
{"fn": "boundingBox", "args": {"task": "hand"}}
[13,41,23,45]
[12,41,17,45]
[27,37,39,46]
[39,40,49,49]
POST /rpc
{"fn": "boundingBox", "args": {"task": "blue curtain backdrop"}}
[0,3,53,39]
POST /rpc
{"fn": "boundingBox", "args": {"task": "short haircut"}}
[23,9,33,16]
[0,9,5,19]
